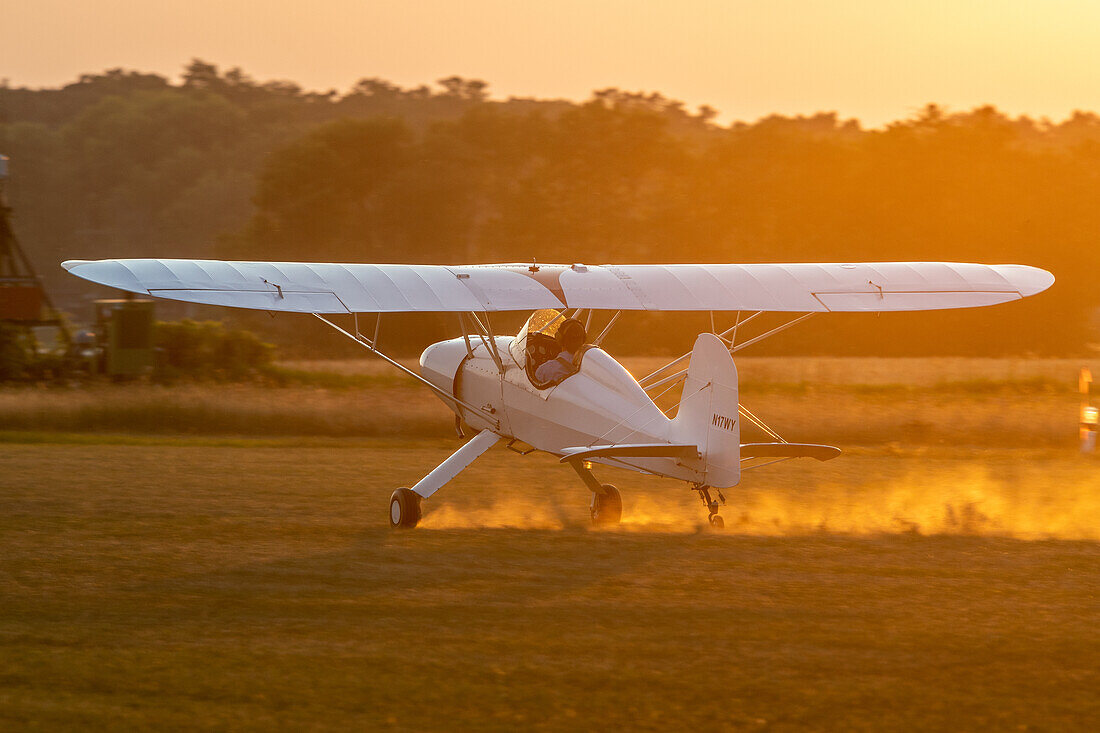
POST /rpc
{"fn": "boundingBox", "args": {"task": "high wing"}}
[61,259,1054,313]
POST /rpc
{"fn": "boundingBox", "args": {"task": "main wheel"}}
[389,488,422,528]
[591,484,623,526]
[709,514,725,529]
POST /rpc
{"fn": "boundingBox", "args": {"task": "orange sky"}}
[6,0,1100,127]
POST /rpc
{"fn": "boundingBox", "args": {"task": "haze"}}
[6,0,1100,127]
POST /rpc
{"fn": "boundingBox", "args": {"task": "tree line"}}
[1,61,1095,355]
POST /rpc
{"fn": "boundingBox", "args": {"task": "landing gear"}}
[591,484,623,526]
[568,459,624,526]
[389,488,422,528]
[696,485,726,529]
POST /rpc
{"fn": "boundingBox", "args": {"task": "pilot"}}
[535,318,587,386]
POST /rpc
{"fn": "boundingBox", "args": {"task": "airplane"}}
[62,259,1054,529]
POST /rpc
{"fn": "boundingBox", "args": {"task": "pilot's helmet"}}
[558,318,586,353]
[509,308,565,368]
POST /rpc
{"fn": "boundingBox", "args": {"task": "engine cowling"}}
[419,338,470,398]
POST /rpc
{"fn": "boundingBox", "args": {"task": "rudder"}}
[669,333,740,488]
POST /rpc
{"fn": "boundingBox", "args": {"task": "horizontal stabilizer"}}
[559,443,699,463]
[741,443,841,461]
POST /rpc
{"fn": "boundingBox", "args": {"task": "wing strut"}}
[638,311,762,388]
[592,310,621,347]
[730,312,815,353]
[640,312,813,394]
[312,313,500,429]
[461,311,504,373]
[636,310,797,445]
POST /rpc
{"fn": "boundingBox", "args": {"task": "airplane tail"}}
[669,333,741,488]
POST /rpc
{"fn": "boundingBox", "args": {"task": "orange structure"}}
[0,155,68,336]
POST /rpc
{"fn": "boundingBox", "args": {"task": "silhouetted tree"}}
[2,61,1096,354]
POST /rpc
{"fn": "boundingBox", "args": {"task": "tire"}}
[389,488,422,528]
[591,484,623,526]
[709,514,725,529]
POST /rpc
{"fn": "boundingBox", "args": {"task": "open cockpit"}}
[508,308,590,389]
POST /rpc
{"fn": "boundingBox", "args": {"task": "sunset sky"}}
[6,0,1100,127]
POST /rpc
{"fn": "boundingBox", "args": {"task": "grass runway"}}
[2,438,1099,730]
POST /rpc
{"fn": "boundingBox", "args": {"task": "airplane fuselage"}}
[420,337,706,483]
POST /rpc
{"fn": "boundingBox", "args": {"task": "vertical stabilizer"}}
[669,333,740,488]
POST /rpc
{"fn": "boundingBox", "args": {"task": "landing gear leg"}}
[568,459,623,526]
[695,485,726,529]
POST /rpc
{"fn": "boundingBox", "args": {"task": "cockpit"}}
[509,309,588,389]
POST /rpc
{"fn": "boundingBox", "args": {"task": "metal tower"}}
[0,155,70,340]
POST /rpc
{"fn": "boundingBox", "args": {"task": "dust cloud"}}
[420,498,569,530]
[421,464,1100,540]
[718,466,1100,540]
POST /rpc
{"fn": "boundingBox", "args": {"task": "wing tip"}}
[993,264,1055,297]
[61,258,145,293]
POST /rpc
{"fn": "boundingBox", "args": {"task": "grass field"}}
[279,356,1100,389]
[0,356,1095,446]
[2,437,1100,730]
[1,358,1098,729]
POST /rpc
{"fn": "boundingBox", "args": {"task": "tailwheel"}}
[591,484,623,526]
[389,488,422,528]
[696,485,726,530]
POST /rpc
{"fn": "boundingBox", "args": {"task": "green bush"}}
[0,324,30,381]
[155,320,274,381]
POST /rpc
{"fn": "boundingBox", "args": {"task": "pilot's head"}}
[558,318,586,353]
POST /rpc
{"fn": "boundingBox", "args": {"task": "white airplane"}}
[63,259,1053,528]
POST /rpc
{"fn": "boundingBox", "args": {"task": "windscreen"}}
[508,308,565,369]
